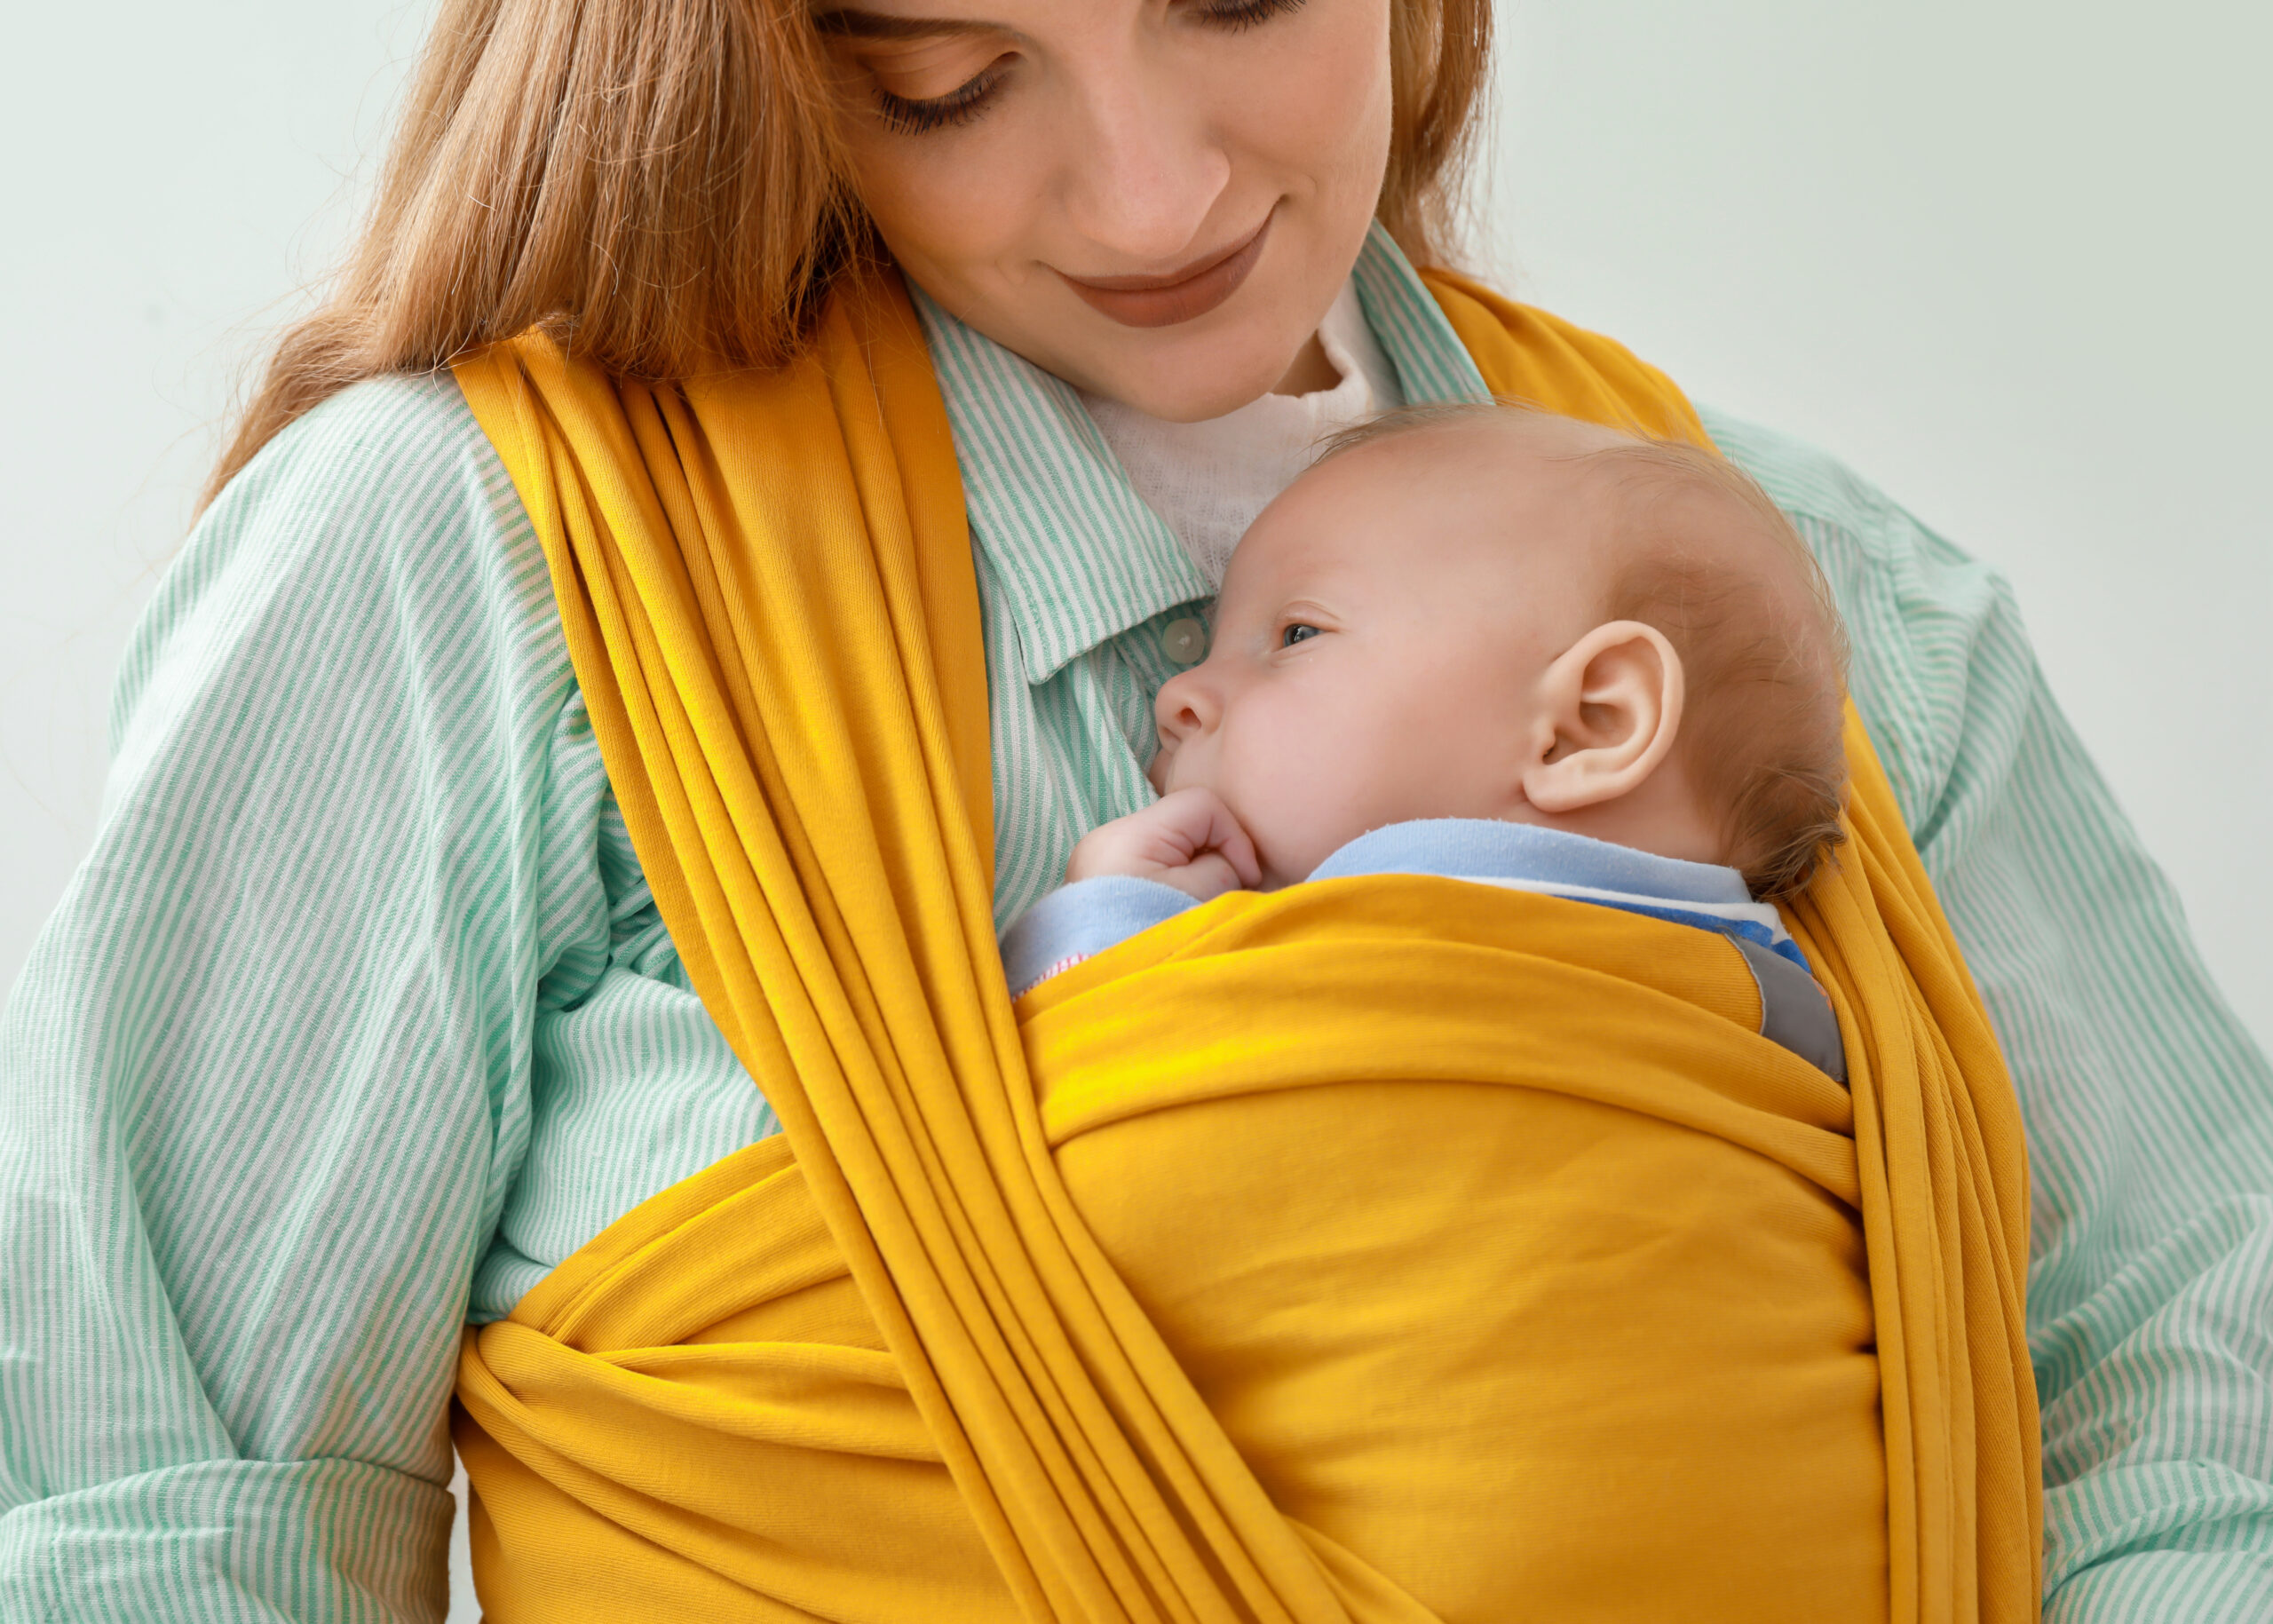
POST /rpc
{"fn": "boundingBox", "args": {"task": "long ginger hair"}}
[206,0,1493,504]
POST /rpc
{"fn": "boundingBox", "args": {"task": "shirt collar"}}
[912,223,1490,685]
[1346,224,1491,408]
[1310,818,1756,905]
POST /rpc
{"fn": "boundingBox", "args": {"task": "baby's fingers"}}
[1153,850,1247,903]
[1201,810,1262,891]
[1156,788,1262,890]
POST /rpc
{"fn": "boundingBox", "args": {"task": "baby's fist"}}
[1066,788,1263,901]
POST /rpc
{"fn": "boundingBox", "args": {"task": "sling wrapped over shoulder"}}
[450,267,2040,1623]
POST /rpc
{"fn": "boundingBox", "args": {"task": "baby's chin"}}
[1250,828,1342,893]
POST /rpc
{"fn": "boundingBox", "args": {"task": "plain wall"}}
[1478,0,2273,1058]
[2,4,2265,1618]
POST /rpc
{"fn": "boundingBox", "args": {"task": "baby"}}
[1002,403,1852,1075]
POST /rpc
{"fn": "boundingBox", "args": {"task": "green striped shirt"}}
[3,228,2269,1620]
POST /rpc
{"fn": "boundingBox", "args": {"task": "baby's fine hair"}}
[1314,402,1851,902]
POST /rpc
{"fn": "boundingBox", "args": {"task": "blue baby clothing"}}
[1001,819,1846,1080]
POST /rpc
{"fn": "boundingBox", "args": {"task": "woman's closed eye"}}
[1192,0,1310,32]
[874,54,1017,134]
[817,10,1021,134]
[844,0,1314,136]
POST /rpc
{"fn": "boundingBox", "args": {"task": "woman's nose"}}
[1059,65,1232,265]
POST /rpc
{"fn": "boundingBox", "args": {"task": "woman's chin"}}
[1097,372,1289,424]
[895,237,1350,422]
[1073,327,1323,422]
[899,257,1342,421]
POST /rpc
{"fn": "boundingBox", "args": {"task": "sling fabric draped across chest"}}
[449,267,2041,1622]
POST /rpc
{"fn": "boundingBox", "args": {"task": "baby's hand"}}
[1066,788,1263,902]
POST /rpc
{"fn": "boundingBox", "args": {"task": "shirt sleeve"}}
[0,376,614,1621]
[1000,875,1201,996]
[1709,406,2273,1620]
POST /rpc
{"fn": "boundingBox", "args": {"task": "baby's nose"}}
[1154,670,1213,743]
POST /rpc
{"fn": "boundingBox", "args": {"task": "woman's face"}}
[820,0,1395,421]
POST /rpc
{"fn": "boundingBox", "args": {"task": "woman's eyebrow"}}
[813,8,1006,39]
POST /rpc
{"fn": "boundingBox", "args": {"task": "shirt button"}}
[1162,616,1208,666]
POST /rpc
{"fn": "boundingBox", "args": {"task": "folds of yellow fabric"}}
[455,1139,1013,1623]
[459,876,1889,1622]
[451,265,2039,1624]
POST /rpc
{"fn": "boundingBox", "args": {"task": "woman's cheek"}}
[1207,0,1392,203]
[844,124,1041,305]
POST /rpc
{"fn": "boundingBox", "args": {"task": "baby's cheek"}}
[1247,753,1374,883]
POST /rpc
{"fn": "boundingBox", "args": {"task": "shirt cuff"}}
[1001,875,1200,996]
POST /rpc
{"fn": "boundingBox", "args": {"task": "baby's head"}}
[1149,404,1849,899]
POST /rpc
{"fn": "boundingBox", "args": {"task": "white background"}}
[2,3,2266,1617]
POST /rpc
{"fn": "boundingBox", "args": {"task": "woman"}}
[0,0,2265,1619]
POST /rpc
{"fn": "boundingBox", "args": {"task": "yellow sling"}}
[450,266,2040,1622]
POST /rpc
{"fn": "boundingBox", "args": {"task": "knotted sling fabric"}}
[450,267,2040,1622]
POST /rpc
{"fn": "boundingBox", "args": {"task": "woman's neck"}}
[1271,333,1342,397]
[1076,281,1404,586]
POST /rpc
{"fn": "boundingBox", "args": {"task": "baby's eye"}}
[1280,623,1321,648]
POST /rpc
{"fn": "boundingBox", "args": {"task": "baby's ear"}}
[1522,620,1684,814]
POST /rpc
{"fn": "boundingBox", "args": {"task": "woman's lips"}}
[1057,213,1273,329]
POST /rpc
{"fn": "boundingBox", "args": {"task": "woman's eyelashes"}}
[1193,0,1310,33]
[870,0,1311,134]
[875,55,1016,134]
